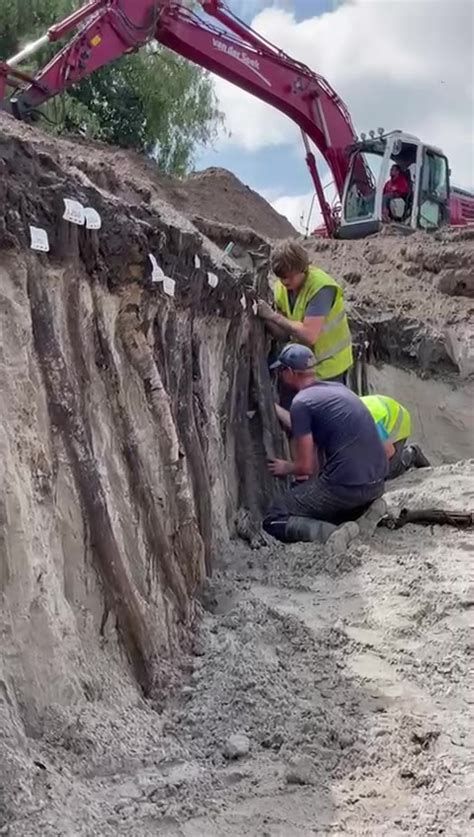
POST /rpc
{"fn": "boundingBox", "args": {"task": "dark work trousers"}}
[263,476,385,542]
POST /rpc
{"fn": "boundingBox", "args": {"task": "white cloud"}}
[271,191,316,233]
[213,0,474,187]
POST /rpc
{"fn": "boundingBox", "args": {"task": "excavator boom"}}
[1,1,472,235]
[0,0,358,235]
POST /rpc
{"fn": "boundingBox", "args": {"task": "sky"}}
[195,0,474,231]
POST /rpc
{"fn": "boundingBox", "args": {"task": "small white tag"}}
[240,294,247,310]
[194,254,201,269]
[149,254,164,283]
[207,271,218,289]
[246,410,256,419]
[163,276,176,297]
[252,300,258,315]
[30,226,50,252]
[63,198,85,225]
[84,207,102,230]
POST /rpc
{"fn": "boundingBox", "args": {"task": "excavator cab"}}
[339,131,451,239]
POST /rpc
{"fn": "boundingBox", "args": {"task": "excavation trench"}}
[0,125,473,835]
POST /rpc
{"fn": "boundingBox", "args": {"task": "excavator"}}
[1,0,473,238]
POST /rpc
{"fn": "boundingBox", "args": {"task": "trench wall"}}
[0,133,285,742]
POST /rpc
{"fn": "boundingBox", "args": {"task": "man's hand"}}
[256,299,276,321]
[268,458,293,477]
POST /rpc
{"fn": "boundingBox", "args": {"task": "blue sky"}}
[196,1,337,207]
[195,0,474,230]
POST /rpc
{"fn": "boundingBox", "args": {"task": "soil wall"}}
[0,127,285,783]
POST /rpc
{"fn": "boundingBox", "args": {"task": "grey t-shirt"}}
[287,285,336,317]
[290,382,388,489]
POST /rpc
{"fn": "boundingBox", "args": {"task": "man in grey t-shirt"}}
[264,344,387,543]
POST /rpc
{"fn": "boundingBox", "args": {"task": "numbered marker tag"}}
[30,226,50,252]
[207,271,218,289]
[163,276,176,297]
[240,294,247,310]
[252,300,258,316]
[148,254,164,283]
[194,254,201,269]
[84,207,102,230]
[63,198,85,225]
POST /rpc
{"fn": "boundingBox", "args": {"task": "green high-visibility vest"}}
[361,395,412,442]
[273,266,353,380]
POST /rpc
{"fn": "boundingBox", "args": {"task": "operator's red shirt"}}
[383,173,410,197]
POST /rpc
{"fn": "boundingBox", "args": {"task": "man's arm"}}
[384,440,396,459]
[268,400,316,477]
[265,319,290,341]
[257,287,336,348]
[268,433,315,477]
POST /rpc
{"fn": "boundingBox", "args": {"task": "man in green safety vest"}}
[360,394,430,479]
[256,239,353,389]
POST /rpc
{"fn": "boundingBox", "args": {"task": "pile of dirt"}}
[0,116,295,241]
[305,228,474,378]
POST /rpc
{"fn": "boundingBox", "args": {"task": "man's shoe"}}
[358,497,388,537]
[406,444,431,469]
[325,521,360,556]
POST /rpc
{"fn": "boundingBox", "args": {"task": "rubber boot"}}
[404,443,431,469]
[284,516,338,544]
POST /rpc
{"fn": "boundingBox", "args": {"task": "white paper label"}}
[84,207,102,230]
[252,300,258,315]
[163,276,176,297]
[194,254,201,269]
[207,271,218,289]
[63,198,85,225]
[29,226,50,252]
[148,254,164,283]
[240,294,247,310]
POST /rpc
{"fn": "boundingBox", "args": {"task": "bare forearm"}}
[270,312,319,347]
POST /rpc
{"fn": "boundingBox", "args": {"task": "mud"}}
[2,464,473,836]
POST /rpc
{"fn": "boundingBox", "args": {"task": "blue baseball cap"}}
[270,343,316,371]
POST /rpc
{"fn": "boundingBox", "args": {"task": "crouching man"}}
[264,344,388,544]
[360,394,430,479]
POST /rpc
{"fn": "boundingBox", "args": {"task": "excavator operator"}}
[382,164,410,220]
[256,239,353,419]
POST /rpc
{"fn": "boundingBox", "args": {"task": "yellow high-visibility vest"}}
[361,394,412,442]
[274,266,352,380]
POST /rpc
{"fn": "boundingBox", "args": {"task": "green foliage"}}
[0,0,223,173]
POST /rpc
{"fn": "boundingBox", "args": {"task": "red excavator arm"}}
[0,0,359,235]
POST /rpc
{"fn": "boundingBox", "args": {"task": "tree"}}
[0,0,223,174]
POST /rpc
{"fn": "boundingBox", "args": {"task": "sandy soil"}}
[305,229,474,378]
[5,462,473,836]
[0,115,295,240]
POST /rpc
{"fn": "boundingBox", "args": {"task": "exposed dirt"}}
[0,115,295,241]
[305,229,474,379]
[3,463,473,836]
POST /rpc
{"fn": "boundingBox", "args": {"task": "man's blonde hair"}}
[271,240,309,279]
